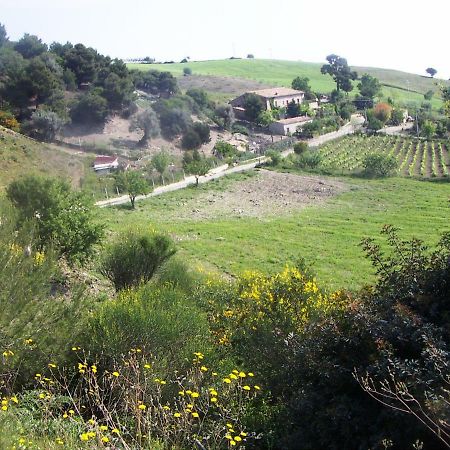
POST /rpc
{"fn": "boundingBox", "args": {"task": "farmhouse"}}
[231,87,305,119]
[93,155,119,172]
[269,116,313,136]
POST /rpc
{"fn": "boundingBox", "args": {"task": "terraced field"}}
[319,135,450,178]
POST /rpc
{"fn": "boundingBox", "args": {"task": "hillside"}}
[128,59,447,107]
[0,126,87,190]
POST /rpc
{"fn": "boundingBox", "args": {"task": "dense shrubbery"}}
[6,175,104,263]
[100,229,176,290]
[362,153,398,177]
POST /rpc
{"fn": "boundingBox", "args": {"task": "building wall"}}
[269,119,312,136]
[270,94,305,109]
[231,93,305,111]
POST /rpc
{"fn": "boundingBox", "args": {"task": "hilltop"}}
[128,58,447,108]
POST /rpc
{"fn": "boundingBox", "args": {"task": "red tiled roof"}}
[250,87,304,98]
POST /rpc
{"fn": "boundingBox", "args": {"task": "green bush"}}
[6,176,104,264]
[265,149,282,166]
[293,141,308,154]
[362,153,398,177]
[100,230,176,291]
[85,283,212,369]
[295,150,322,169]
[214,140,238,159]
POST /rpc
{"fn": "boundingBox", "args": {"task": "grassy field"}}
[0,127,87,190]
[128,59,446,108]
[318,135,450,178]
[99,171,450,291]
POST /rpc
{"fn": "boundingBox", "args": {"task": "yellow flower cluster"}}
[213,266,348,344]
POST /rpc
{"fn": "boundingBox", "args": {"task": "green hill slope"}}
[0,127,87,191]
[129,59,446,107]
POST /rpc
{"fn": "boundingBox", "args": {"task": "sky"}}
[1,0,449,78]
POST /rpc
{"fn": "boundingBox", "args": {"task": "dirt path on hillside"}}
[169,170,347,220]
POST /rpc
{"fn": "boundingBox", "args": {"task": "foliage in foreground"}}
[6,175,104,263]
[100,229,176,291]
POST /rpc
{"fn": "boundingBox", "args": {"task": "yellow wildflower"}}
[223,378,231,384]
[243,385,251,391]
[112,371,119,377]
[138,404,146,410]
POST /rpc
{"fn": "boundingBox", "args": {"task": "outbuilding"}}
[269,116,313,136]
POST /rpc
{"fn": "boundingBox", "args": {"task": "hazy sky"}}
[2,0,449,78]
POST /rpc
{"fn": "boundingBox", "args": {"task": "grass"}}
[128,59,447,108]
[0,127,86,190]
[99,171,450,291]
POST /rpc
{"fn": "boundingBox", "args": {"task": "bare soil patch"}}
[173,170,347,220]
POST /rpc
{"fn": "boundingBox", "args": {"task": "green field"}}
[99,172,450,291]
[319,135,450,178]
[128,58,446,108]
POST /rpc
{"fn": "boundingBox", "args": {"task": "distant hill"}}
[0,126,87,191]
[128,59,447,108]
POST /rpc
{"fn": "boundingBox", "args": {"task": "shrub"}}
[293,141,308,154]
[295,150,322,169]
[6,175,104,264]
[70,92,108,126]
[265,150,282,166]
[22,109,64,142]
[183,67,192,76]
[362,153,398,177]
[181,128,202,150]
[0,110,20,131]
[231,123,249,135]
[86,283,211,368]
[373,102,393,123]
[214,141,238,159]
[100,230,176,291]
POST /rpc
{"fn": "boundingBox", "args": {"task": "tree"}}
[0,23,8,48]
[181,128,202,150]
[293,141,308,154]
[366,110,384,130]
[64,43,97,85]
[151,150,171,184]
[243,93,265,122]
[247,54,254,59]
[192,122,210,143]
[321,54,357,92]
[130,107,160,146]
[186,88,211,110]
[23,109,64,141]
[362,153,398,177]
[424,90,434,101]
[421,120,436,139]
[6,175,103,263]
[103,72,135,110]
[100,230,176,291]
[115,170,151,209]
[426,67,437,78]
[257,110,275,127]
[357,74,381,100]
[70,92,109,126]
[286,100,301,118]
[291,76,315,99]
[14,34,48,59]
[373,102,393,123]
[214,104,235,130]
[183,151,211,186]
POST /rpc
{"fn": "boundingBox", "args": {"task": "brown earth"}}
[168,169,347,220]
